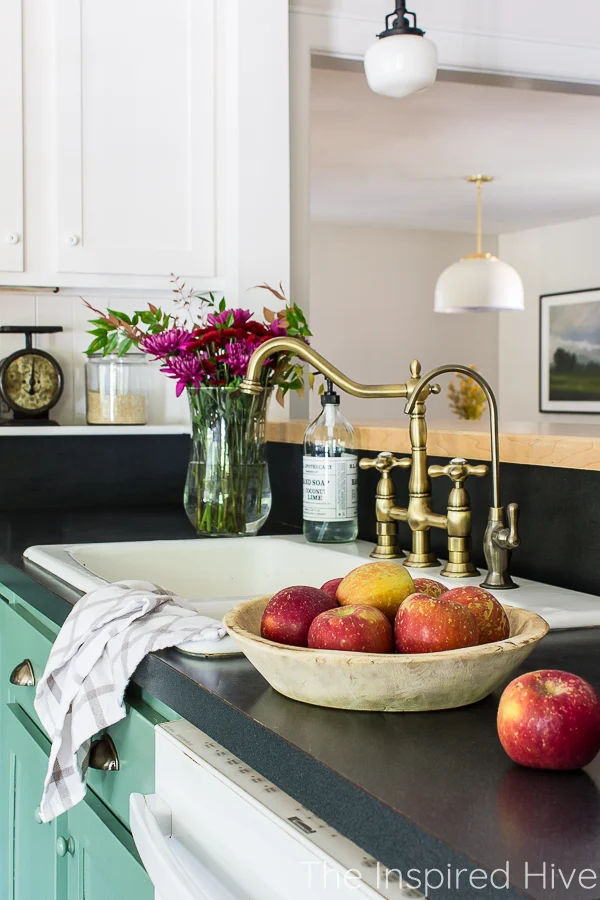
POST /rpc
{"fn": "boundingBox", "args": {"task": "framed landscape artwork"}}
[540,288,600,413]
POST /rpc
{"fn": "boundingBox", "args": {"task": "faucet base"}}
[370,546,405,561]
[404,551,439,568]
[440,562,480,578]
[481,574,518,590]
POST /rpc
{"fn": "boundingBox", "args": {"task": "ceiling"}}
[310,68,600,234]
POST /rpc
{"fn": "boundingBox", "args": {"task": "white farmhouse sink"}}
[24,536,600,657]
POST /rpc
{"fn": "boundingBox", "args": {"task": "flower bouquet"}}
[85,279,311,535]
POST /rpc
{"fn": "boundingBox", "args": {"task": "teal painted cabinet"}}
[3,703,68,900]
[0,588,170,900]
[66,787,153,900]
[3,703,152,900]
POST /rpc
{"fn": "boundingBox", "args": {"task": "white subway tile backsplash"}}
[0,292,290,426]
[0,293,190,426]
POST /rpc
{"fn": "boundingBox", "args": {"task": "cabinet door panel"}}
[3,704,67,900]
[67,789,152,900]
[0,0,24,272]
[56,0,215,277]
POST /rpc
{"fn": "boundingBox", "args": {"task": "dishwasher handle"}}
[130,793,237,900]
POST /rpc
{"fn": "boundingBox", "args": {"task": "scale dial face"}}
[0,350,64,414]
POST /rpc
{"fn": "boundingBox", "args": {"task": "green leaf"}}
[225,311,234,328]
[84,336,106,355]
[117,337,134,357]
[219,297,226,313]
[104,332,120,355]
[107,309,131,324]
[87,328,108,338]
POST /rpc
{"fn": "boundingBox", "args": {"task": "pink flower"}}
[160,353,206,397]
[140,328,193,359]
[221,339,256,377]
[207,308,253,327]
[269,319,288,337]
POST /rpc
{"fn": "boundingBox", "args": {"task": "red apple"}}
[308,605,393,654]
[394,593,479,654]
[261,586,337,647]
[413,577,446,599]
[497,670,600,770]
[438,586,509,645]
[321,577,344,600]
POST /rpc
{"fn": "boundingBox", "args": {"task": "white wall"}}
[309,222,499,421]
[498,215,600,424]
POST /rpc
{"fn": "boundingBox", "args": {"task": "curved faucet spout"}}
[240,337,410,399]
[404,364,500,509]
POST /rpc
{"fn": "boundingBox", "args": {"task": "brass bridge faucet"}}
[240,338,520,589]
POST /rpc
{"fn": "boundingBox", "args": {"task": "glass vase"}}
[184,387,272,537]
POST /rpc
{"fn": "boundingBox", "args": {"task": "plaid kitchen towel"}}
[34,579,226,823]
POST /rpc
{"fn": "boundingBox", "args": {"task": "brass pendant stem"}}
[476,179,483,256]
[466,175,493,258]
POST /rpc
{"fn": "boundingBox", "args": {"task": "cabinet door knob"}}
[56,836,75,857]
[66,234,80,246]
[88,734,119,771]
[6,232,20,244]
[9,659,35,687]
[34,807,44,824]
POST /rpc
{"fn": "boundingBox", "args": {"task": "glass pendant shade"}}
[434,255,525,313]
[435,175,525,313]
[364,34,438,98]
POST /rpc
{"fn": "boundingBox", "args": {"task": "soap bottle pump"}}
[303,379,358,543]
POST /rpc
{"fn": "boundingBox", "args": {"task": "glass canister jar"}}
[85,354,148,425]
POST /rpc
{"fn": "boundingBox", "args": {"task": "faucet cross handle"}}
[428,457,488,487]
[359,452,412,474]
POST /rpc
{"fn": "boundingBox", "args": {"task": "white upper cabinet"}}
[55,0,216,278]
[0,0,290,296]
[0,0,24,272]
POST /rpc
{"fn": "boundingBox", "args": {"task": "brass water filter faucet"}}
[405,364,520,589]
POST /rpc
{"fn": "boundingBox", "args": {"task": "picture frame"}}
[539,287,600,414]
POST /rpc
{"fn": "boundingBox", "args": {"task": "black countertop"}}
[2,507,600,900]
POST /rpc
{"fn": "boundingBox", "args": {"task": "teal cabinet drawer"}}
[0,596,54,735]
[86,698,160,829]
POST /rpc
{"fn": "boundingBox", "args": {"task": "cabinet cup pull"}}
[56,836,75,857]
[9,659,35,687]
[88,734,119,771]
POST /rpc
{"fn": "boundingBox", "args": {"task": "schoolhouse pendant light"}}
[364,1,438,99]
[434,176,525,313]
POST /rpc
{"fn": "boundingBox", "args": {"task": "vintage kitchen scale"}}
[0,326,64,425]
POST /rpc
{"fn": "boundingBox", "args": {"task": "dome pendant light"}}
[364,1,438,99]
[434,176,525,313]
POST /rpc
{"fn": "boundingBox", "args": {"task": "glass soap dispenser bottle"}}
[303,379,358,543]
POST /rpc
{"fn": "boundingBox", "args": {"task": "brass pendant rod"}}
[404,363,500,509]
[476,179,483,256]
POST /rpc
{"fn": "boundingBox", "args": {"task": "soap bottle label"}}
[302,456,358,521]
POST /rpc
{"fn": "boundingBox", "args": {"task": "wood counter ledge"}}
[266,419,600,471]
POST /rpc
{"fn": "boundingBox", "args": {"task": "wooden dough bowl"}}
[223,598,549,712]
